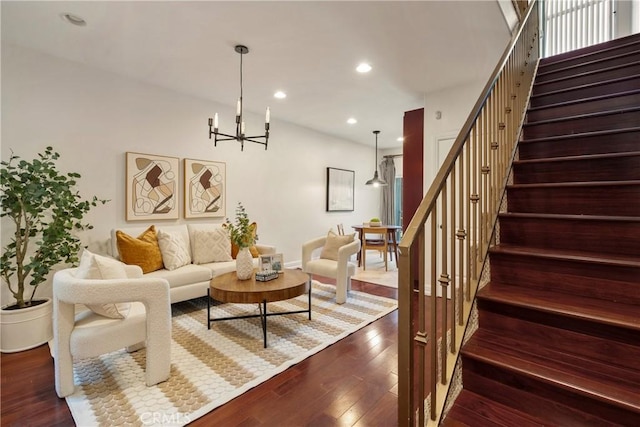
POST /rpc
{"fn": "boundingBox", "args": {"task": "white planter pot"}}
[1,298,53,353]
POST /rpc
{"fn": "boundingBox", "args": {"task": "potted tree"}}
[1,146,108,352]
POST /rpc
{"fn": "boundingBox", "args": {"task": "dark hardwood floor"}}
[1,279,399,427]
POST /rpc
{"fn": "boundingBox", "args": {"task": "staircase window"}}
[543,0,615,57]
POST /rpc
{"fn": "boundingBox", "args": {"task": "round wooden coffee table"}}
[207,269,311,348]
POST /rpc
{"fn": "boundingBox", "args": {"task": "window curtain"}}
[380,157,396,225]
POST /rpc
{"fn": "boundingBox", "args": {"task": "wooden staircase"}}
[443,34,640,426]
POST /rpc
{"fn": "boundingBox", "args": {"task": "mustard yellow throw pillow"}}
[320,229,355,261]
[116,225,164,273]
[230,222,260,259]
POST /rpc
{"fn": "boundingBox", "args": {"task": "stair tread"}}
[509,180,640,189]
[539,41,640,71]
[524,105,640,126]
[472,329,640,387]
[463,332,640,412]
[530,74,640,99]
[447,390,546,427]
[527,88,640,113]
[536,60,640,87]
[520,126,640,144]
[499,211,640,222]
[490,244,640,268]
[478,284,640,332]
[515,151,640,165]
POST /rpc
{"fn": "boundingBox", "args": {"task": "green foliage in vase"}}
[225,202,257,249]
[370,217,381,222]
[0,146,109,309]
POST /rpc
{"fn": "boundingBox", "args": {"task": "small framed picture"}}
[259,253,284,273]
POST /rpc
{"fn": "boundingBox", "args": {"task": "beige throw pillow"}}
[320,230,355,261]
[75,249,131,319]
[157,230,191,271]
[192,228,233,264]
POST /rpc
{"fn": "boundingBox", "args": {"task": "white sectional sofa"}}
[108,224,275,304]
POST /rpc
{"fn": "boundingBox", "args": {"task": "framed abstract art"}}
[126,152,179,221]
[184,158,226,218]
[326,167,354,212]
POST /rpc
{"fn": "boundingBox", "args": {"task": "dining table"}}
[351,224,402,267]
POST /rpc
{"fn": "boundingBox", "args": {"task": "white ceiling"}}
[1,1,512,149]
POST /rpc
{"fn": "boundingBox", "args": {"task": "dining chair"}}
[361,226,388,271]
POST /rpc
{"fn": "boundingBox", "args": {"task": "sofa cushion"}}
[143,264,213,289]
[75,249,131,319]
[115,225,164,273]
[320,230,356,261]
[192,228,233,264]
[157,229,191,271]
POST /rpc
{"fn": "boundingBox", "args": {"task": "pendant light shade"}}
[365,130,387,186]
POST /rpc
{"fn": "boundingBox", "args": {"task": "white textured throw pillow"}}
[75,250,131,319]
[157,230,191,271]
[192,228,232,264]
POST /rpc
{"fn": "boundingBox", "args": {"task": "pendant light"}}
[365,130,387,186]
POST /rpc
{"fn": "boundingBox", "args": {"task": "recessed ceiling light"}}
[60,13,87,26]
[397,137,404,142]
[356,63,372,73]
[274,91,287,99]
[347,118,357,125]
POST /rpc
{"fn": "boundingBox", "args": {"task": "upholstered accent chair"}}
[52,263,171,398]
[302,232,360,304]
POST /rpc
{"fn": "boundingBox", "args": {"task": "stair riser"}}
[527,91,640,122]
[523,109,640,139]
[477,297,640,347]
[513,155,640,183]
[539,41,640,73]
[499,216,640,257]
[462,362,639,425]
[534,62,640,94]
[506,185,640,216]
[530,76,640,108]
[539,51,640,83]
[519,130,640,160]
[489,251,640,305]
[539,33,640,67]
[477,309,640,369]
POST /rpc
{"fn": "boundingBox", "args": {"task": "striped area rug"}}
[64,281,397,426]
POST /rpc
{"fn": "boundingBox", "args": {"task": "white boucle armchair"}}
[52,266,171,398]
[302,235,360,304]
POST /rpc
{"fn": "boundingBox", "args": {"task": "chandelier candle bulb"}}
[214,113,219,130]
[265,107,270,124]
[241,122,245,135]
[236,99,241,117]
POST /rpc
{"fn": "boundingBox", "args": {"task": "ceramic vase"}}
[235,247,254,280]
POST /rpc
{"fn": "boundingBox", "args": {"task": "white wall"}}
[1,44,381,303]
[422,80,486,190]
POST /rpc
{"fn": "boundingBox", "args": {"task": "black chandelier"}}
[208,45,270,151]
[365,130,388,186]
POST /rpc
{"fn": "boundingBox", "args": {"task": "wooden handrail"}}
[397,1,540,425]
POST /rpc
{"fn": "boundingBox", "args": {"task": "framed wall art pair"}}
[125,152,226,221]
